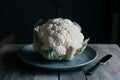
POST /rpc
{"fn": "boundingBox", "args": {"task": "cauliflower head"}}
[33,18,89,60]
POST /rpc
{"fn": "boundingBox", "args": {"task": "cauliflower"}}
[33,18,89,60]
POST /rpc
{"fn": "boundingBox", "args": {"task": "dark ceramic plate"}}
[18,44,97,70]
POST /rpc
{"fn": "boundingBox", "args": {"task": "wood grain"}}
[3,61,34,80]
[33,70,58,80]
[0,45,20,80]
[0,44,120,80]
[86,44,120,80]
[60,70,86,80]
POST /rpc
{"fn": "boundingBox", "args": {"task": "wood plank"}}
[33,69,58,80]
[1,44,120,80]
[0,45,20,80]
[86,44,120,80]
[60,70,86,80]
[0,45,58,80]
[3,60,34,80]
[1,45,34,80]
[3,69,34,80]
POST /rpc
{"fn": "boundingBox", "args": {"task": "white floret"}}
[37,18,84,56]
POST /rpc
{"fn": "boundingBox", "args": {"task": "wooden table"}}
[0,44,120,80]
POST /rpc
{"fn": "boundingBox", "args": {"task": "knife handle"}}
[85,62,101,75]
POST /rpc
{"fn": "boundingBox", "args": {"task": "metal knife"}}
[85,54,112,75]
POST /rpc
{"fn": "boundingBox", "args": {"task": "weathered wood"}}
[3,69,34,80]
[86,44,120,80]
[3,61,34,80]
[33,70,58,80]
[60,70,86,80]
[0,45,58,80]
[0,44,120,80]
[0,45,20,80]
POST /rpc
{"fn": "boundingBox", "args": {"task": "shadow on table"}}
[1,51,86,74]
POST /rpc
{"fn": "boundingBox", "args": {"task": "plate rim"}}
[18,44,98,70]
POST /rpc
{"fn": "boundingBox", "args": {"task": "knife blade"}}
[85,54,112,75]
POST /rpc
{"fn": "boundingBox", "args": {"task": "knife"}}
[85,54,112,75]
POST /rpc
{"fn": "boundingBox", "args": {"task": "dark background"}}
[0,0,120,45]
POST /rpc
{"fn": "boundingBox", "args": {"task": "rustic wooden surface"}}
[0,44,120,80]
[87,44,120,80]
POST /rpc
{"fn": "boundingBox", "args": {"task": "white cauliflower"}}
[33,18,89,60]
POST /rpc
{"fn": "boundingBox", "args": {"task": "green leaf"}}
[77,38,90,54]
[73,22,82,31]
[34,19,47,27]
[41,48,65,60]
[65,47,76,60]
